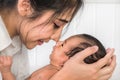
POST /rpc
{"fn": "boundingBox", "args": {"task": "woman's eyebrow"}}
[58,19,69,23]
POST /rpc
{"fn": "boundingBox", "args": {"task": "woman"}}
[0,0,116,80]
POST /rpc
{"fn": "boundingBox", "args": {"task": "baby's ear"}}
[17,0,33,16]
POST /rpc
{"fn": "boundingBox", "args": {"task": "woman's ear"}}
[17,0,33,16]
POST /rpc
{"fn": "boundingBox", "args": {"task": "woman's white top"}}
[0,16,29,80]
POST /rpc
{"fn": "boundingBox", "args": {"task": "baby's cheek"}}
[62,56,69,64]
[50,53,57,59]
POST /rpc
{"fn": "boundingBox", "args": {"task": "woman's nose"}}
[51,27,63,42]
[51,34,60,42]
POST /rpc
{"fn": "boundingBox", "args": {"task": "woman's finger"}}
[98,74,112,80]
[99,55,116,77]
[93,48,114,70]
[71,46,98,62]
[106,48,111,53]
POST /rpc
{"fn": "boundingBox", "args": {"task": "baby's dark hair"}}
[68,34,106,64]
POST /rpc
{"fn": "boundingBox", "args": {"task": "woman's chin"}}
[26,43,37,49]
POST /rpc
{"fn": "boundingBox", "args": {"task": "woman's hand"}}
[96,54,116,80]
[50,46,116,80]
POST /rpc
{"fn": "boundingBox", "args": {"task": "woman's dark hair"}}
[0,0,17,11]
[67,34,106,64]
[0,0,83,21]
[29,0,83,20]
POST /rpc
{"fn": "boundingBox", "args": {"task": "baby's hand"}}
[50,52,69,68]
[0,56,12,73]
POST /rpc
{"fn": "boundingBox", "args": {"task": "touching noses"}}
[55,41,64,47]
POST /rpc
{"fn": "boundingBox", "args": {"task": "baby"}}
[0,34,106,80]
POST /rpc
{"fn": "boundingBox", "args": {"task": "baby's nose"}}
[56,41,63,46]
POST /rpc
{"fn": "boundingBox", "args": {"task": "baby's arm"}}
[27,49,66,80]
[26,64,60,80]
[0,56,15,80]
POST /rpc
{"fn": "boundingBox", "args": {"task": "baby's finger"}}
[0,56,3,64]
[7,56,12,61]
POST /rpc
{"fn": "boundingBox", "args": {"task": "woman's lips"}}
[38,40,44,45]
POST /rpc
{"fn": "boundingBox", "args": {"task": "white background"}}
[28,0,120,80]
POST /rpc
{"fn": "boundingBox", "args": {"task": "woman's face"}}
[50,36,86,67]
[19,11,70,49]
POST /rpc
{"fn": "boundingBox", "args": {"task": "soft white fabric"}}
[0,16,29,80]
[0,16,12,51]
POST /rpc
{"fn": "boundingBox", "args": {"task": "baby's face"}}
[50,36,86,67]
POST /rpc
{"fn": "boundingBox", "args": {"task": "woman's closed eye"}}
[53,19,68,29]
[54,23,60,29]
[61,43,64,47]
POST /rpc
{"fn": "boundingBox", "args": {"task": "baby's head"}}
[50,34,106,67]
[67,34,106,64]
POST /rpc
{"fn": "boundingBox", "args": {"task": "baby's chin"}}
[50,61,63,69]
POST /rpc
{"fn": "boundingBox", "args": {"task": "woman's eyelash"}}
[54,23,60,29]
[61,44,64,47]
